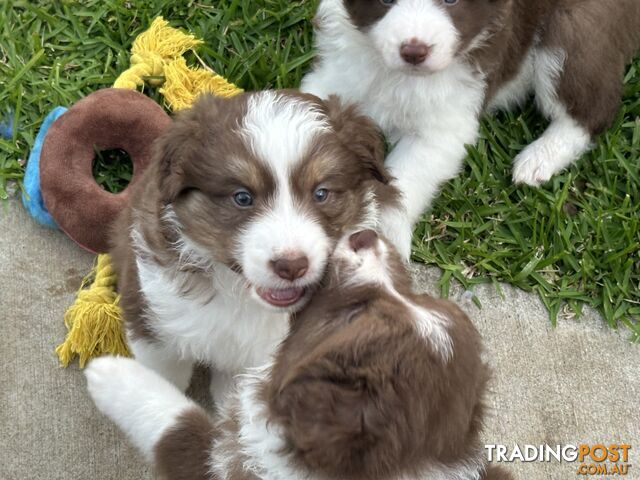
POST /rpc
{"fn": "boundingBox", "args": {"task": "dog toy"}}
[40,89,171,253]
[52,17,242,367]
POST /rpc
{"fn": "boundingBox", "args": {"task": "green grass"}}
[1,1,638,339]
[413,98,640,341]
[92,148,133,193]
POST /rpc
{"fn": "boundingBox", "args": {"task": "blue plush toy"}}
[22,107,67,229]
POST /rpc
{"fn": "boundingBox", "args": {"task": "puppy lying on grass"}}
[86,230,511,480]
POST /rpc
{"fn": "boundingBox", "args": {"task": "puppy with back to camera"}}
[302,0,640,258]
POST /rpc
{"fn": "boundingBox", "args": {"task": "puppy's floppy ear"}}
[153,123,189,203]
[324,95,391,184]
[153,93,225,202]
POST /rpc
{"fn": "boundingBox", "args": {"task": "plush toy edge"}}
[22,106,68,228]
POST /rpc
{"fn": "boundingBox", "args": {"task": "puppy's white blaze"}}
[85,357,197,462]
[370,0,460,72]
[339,239,453,362]
[237,182,330,294]
[241,91,330,175]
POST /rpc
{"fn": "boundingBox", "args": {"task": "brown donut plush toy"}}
[40,88,171,253]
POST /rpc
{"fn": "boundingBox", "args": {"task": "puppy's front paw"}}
[86,356,194,418]
[512,144,555,186]
[85,356,145,418]
[379,207,413,261]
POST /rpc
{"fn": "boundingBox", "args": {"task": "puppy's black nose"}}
[349,230,378,252]
[400,40,430,65]
[271,256,309,281]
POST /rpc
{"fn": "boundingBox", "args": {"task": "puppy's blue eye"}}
[314,188,330,203]
[380,0,396,5]
[443,0,458,4]
[233,190,254,208]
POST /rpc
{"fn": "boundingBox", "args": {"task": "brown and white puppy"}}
[302,0,640,258]
[86,230,512,480]
[110,90,397,397]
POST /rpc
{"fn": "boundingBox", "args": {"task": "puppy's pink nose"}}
[271,256,309,281]
[400,40,430,65]
[349,230,378,252]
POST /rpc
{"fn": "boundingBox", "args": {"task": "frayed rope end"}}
[56,254,130,368]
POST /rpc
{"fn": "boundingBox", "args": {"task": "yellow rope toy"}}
[56,17,242,368]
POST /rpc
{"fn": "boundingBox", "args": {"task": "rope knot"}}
[130,52,165,85]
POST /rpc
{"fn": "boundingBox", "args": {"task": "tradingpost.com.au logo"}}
[486,444,632,476]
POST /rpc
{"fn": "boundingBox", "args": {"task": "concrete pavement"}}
[1,199,638,480]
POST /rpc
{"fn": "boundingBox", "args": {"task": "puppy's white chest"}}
[136,259,289,372]
[302,45,485,140]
